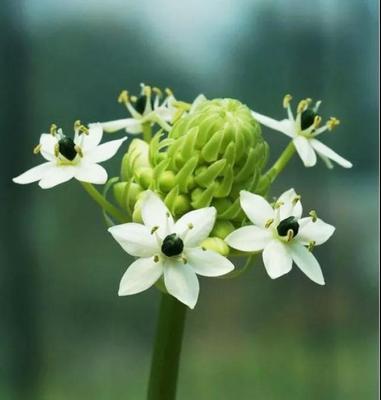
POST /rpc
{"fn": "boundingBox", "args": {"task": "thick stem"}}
[80,181,127,223]
[147,293,187,400]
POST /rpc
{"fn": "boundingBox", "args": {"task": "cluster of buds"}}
[113,98,269,244]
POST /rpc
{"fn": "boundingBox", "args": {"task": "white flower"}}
[13,123,126,189]
[252,95,352,169]
[100,84,177,134]
[108,191,234,309]
[225,189,335,285]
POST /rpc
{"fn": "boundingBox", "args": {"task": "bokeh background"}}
[0,0,379,399]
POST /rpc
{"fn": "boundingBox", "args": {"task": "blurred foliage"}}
[0,0,378,399]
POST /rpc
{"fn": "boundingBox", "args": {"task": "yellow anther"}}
[286,229,294,242]
[313,115,322,129]
[54,143,59,157]
[153,87,162,96]
[327,117,340,131]
[153,255,160,263]
[309,210,318,222]
[265,218,274,228]
[283,94,292,108]
[130,95,137,103]
[118,90,129,104]
[79,125,89,135]
[50,123,58,135]
[165,88,173,97]
[143,85,152,96]
[74,145,83,157]
[151,226,159,234]
[33,143,42,154]
[274,201,284,209]
[292,195,301,205]
[297,99,309,113]
[308,241,316,252]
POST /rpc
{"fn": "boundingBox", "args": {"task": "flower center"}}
[58,137,77,161]
[301,108,319,130]
[135,95,154,115]
[277,216,299,238]
[161,233,184,257]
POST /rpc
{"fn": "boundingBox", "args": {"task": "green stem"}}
[80,182,127,223]
[260,141,296,186]
[142,123,152,143]
[147,293,187,400]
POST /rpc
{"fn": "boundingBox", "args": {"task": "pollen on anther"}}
[265,219,274,228]
[151,226,159,235]
[33,144,42,154]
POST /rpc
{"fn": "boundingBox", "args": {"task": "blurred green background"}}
[0,0,378,399]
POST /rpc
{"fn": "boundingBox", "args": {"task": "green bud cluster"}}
[114,98,269,231]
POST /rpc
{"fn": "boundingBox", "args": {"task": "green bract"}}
[115,98,269,233]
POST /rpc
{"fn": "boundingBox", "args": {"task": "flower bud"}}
[211,220,235,239]
[201,237,230,256]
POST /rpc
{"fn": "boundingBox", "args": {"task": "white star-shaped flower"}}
[13,123,126,189]
[108,191,234,309]
[252,95,352,169]
[100,84,177,134]
[225,189,335,285]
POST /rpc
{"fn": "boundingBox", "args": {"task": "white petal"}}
[39,134,58,161]
[225,226,272,252]
[164,260,199,309]
[118,257,163,296]
[108,223,158,257]
[310,139,353,168]
[38,165,75,189]
[288,242,325,285]
[85,137,127,163]
[297,217,335,246]
[262,240,293,279]
[13,162,54,184]
[141,191,174,237]
[174,207,216,247]
[73,162,107,184]
[239,190,274,227]
[293,136,317,167]
[124,118,143,134]
[184,248,234,277]
[278,188,303,219]
[100,118,132,133]
[82,123,103,150]
[251,112,295,137]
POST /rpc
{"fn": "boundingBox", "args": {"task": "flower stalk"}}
[147,293,187,400]
[80,181,128,223]
[259,141,296,187]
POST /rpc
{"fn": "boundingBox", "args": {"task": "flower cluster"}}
[13,84,352,309]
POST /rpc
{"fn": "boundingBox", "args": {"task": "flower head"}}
[225,189,335,284]
[108,190,234,309]
[13,122,126,189]
[100,84,177,134]
[252,95,352,169]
